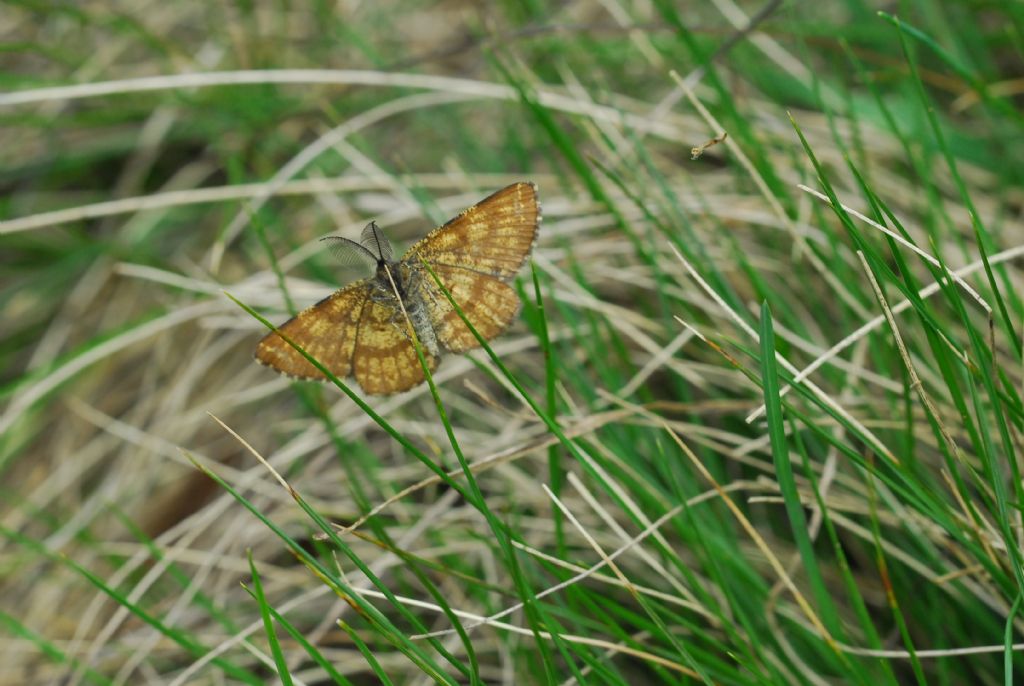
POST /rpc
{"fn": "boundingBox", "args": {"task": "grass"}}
[2,1,1024,683]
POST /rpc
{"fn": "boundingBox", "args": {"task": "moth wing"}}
[404,182,539,279]
[351,296,439,395]
[417,264,521,353]
[255,281,372,380]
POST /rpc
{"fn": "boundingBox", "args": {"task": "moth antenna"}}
[321,236,378,269]
[360,221,394,262]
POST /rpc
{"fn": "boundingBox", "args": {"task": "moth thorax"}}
[375,261,439,356]
[376,261,407,296]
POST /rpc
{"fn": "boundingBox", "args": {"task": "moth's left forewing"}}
[255,282,370,380]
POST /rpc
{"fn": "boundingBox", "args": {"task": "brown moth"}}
[255,182,540,394]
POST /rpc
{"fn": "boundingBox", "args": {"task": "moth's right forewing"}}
[405,182,540,279]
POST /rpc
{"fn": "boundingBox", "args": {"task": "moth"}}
[255,182,540,394]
